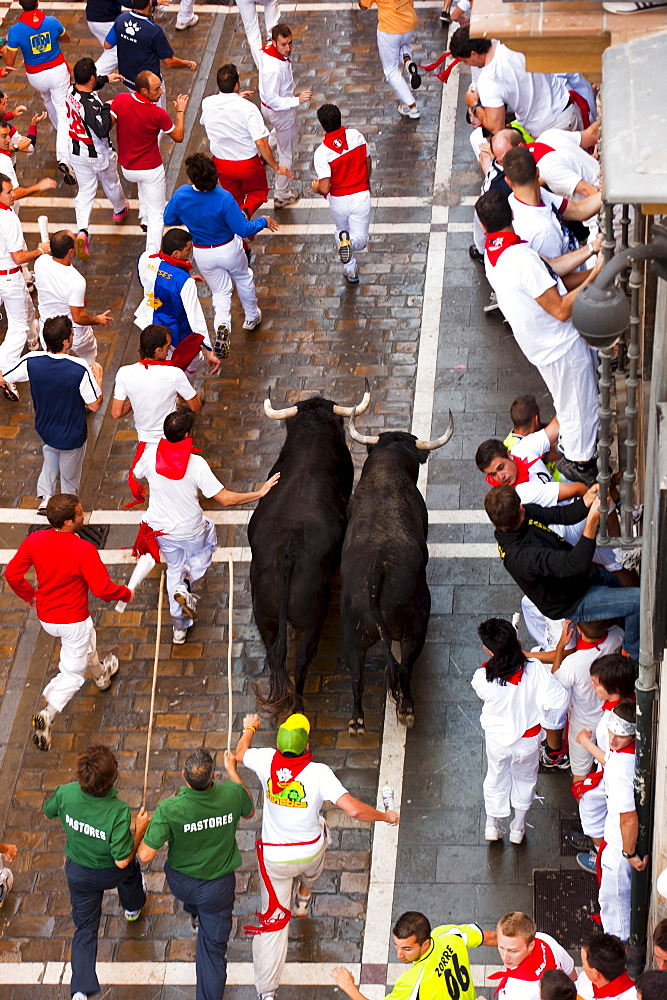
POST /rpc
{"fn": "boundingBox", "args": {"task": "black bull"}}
[248,395,359,712]
[340,420,453,734]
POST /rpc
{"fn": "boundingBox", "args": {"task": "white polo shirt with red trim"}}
[200,92,269,161]
[488,932,574,1000]
[575,969,637,1000]
[313,127,370,199]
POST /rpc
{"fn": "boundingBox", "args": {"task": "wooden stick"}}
[227,553,234,755]
[142,571,165,810]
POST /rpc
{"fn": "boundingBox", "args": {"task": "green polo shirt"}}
[43,782,134,869]
[143,779,253,880]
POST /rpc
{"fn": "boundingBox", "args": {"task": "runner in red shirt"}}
[311,104,372,285]
[5,494,134,751]
[110,70,188,252]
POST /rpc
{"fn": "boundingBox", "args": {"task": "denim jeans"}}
[568,569,640,659]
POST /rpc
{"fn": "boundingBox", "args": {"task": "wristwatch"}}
[622,848,639,859]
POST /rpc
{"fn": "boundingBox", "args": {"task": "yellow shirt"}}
[385,924,484,1000]
[359,0,418,34]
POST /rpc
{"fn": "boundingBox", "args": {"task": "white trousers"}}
[237,0,281,66]
[72,152,128,232]
[37,441,86,498]
[262,106,296,201]
[328,190,371,274]
[88,20,117,76]
[121,163,165,253]
[483,731,540,818]
[579,780,607,839]
[193,237,260,333]
[27,62,71,165]
[376,29,415,107]
[39,616,103,714]
[599,841,631,940]
[569,715,596,777]
[0,271,36,375]
[156,518,217,627]
[546,101,584,133]
[176,0,195,27]
[538,338,599,462]
[252,847,326,993]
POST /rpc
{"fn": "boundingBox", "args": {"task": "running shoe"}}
[555,456,598,487]
[242,311,262,331]
[344,265,359,285]
[405,60,422,90]
[483,292,500,313]
[58,161,77,186]
[398,103,421,119]
[175,13,199,27]
[37,495,51,515]
[603,0,667,10]
[173,583,198,620]
[94,654,119,691]
[213,323,231,359]
[75,230,90,261]
[565,829,595,852]
[124,908,142,921]
[576,850,598,874]
[2,382,19,402]
[173,626,188,645]
[485,824,505,841]
[338,230,352,264]
[31,710,52,752]
[509,827,525,844]
[113,205,129,223]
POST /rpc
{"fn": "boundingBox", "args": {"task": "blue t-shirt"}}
[163,185,267,247]
[106,11,173,87]
[7,13,65,68]
[86,0,123,24]
[2,353,100,450]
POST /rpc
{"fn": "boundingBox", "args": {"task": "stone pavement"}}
[0,1,588,997]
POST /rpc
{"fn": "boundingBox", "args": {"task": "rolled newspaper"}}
[381,784,394,812]
[37,215,49,243]
[115,552,156,612]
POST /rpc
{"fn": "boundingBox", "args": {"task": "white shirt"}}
[534,128,600,200]
[471,657,568,746]
[259,48,298,112]
[243,746,348,863]
[509,191,569,260]
[576,970,637,1000]
[200,92,269,161]
[0,203,24,268]
[0,152,19,192]
[484,242,580,366]
[603,747,636,849]
[34,254,86,331]
[495,932,574,1000]
[553,627,624,725]
[134,445,223,539]
[510,428,562,508]
[113,363,197,444]
[477,42,570,137]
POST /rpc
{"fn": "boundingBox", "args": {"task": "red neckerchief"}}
[577,633,608,650]
[506,668,524,685]
[322,126,348,153]
[602,699,619,711]
[488,937,557,992]
[0,149,12,159]
[137,359,173,369]
[0,201,12,211]
[19,9,46,27]
[155,437,199,480]
[261,42,288,61]
[592,973,636,999]
[132,91,154,105]
[269,749,313,792]
[150,251,193,272]
[485,455,539,488]
[419,50,460,83]
[615,740,636,755]
[526,142,555,164]
[485,231,525,266]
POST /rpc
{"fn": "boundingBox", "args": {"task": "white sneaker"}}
[2,382,19,402]
[398,103,420,119]
[175,12,199,27]
[603,0,667,10]
[484,825,505,841]
[72,993,88,1000]
[242,310,262,331]
[483,292,500,313]
[173,583,198,621]
[0,867,14,907]
[31,709,52,752]
[37,495,51,515]
[344,264,359,285]
[273,192,299,209]
[509,827,525,844]
[173,626,188,645]
[94,654,119,691]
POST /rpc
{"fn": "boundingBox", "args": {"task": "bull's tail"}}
[253,544,296,714]
[367,563,403,708]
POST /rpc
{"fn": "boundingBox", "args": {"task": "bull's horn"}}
[263,391,299,420]
[348,405,379,445]
[415,410,454,450]
[333,378,371,417]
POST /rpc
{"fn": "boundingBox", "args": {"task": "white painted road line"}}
[0,507,487,524]
[19,221,434,238]
[20,195,433,211]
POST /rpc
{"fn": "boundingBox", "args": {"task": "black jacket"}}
[494,499,600,619]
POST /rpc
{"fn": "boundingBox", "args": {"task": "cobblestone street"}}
[0,0,584,996]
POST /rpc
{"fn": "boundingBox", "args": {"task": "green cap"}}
[276,713,310,755]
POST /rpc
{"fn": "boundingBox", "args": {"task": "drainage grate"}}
[533,869,600,950]
[27,524,109,549]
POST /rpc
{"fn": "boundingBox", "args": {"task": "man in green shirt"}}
[332,911,497,1000]
[43,744,149,1000]
[138,747,254,1000]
